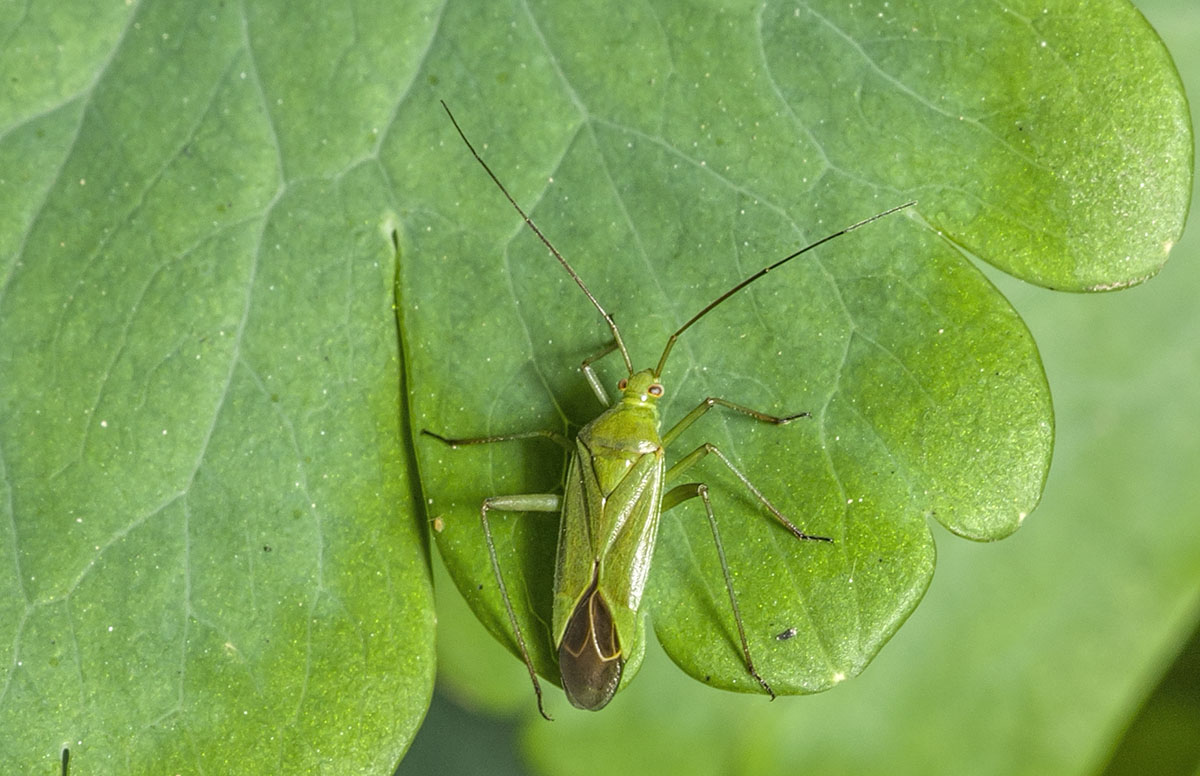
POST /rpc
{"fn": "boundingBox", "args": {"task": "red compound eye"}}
[617,378,627,390]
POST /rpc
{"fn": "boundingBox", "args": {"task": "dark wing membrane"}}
[558,566,623,711]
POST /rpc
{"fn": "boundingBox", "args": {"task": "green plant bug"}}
[425,101,913,718]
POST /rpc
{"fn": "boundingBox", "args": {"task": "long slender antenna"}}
[654,201,916,377]
[441,101,634,375]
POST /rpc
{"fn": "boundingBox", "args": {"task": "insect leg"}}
[423,428,568,719]
[665,443,832,543]
[478,493,562,721]
[422,428,571,450]
[580,341,623,406]
[662,482,775,698]
[661,397,808,448]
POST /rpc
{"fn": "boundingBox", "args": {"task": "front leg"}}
[579,340,623,407]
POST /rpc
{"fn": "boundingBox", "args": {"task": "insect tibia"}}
[698,397,809,425]
[558,573,624,711]
[420,427,572,450]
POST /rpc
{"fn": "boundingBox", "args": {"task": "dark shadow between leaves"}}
[1098,613,1200,776]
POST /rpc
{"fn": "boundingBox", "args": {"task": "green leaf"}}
[0,1,435,772]
[401,0,1188,711]
[2,0,1190,770]
[408,1,1200,766]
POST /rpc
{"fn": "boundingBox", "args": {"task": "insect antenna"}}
[653,201,916,377]
[441,101,635,375]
